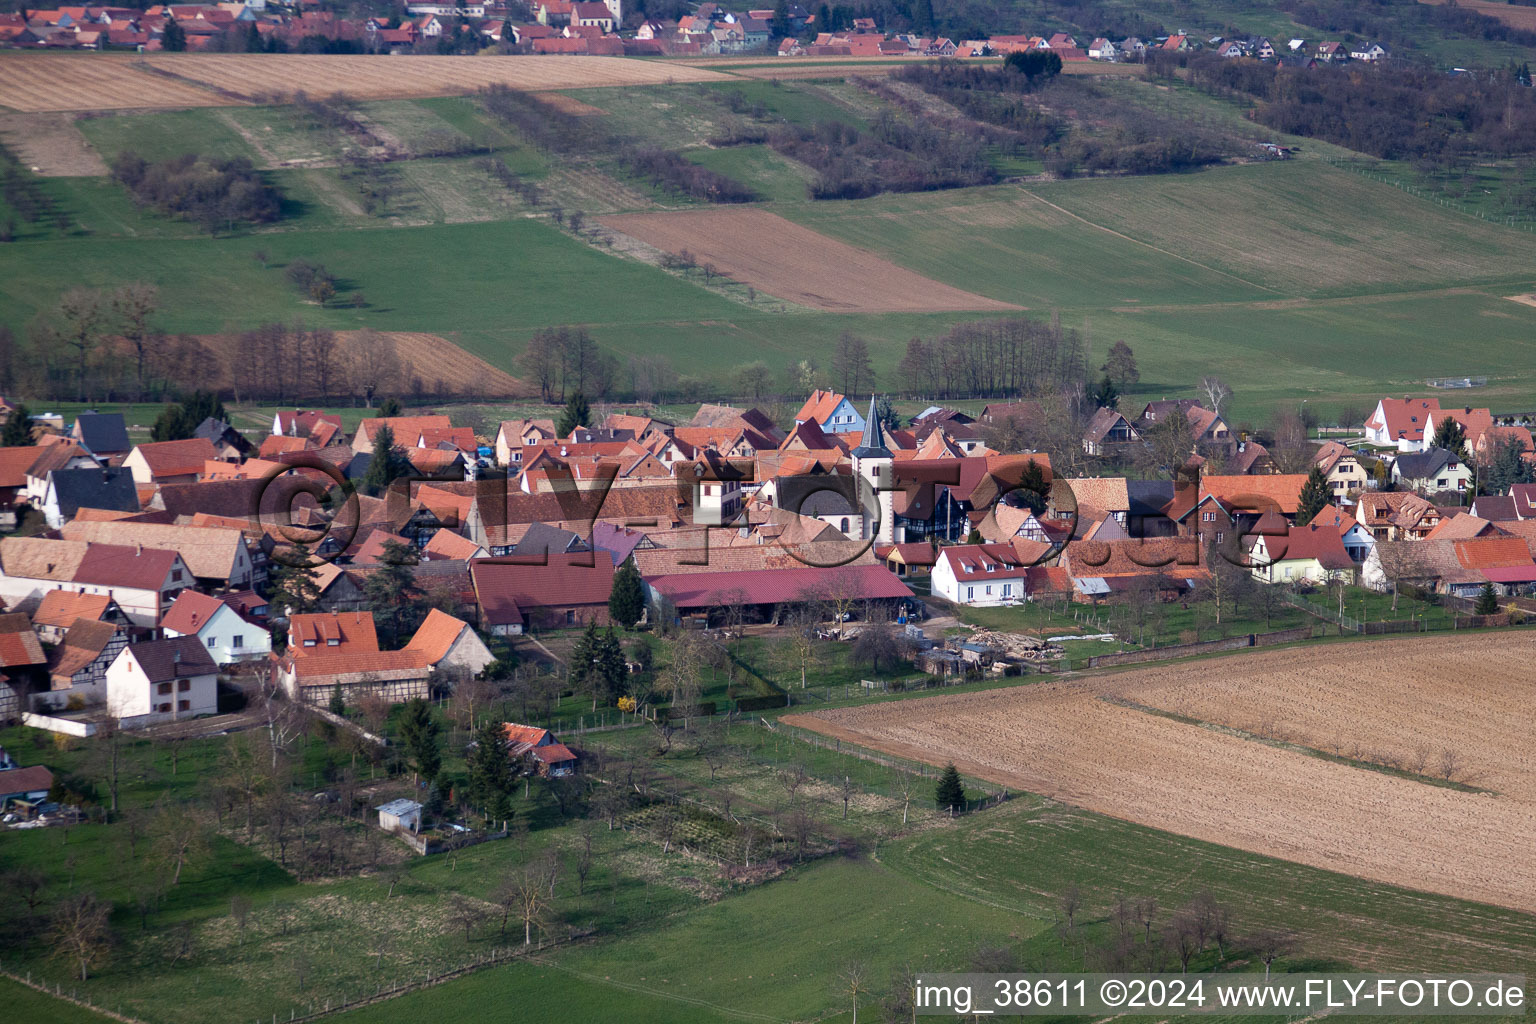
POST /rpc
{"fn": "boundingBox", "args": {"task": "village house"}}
[105,635,219,728]
[160,589,269,664]
[795,389,865,435]
[1354,491,1443,541]
[61,519,259,590]
[1313,440,1371,501]
[30,589,129,644]
[40,465,138,527]
[1246,522,1356,585]
[71,411,130,460]
[0,537,191,628]
[1391,448,1473,496]
[122,437,219,486]
[37,618,128,713]
[932,544,1028,606]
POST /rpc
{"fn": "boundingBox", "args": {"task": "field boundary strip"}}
[0,966,146,1024]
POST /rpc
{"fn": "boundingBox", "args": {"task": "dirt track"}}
[790,633,1536,913]
[600,207,1021,313]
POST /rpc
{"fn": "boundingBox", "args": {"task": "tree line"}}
[1183,53,1536,164]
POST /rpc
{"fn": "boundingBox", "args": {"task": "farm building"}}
[644,564,913,625]
[376,798,422,833]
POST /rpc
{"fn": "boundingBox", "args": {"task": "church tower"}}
[850,396,896,543]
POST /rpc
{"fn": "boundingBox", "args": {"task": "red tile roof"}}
[74,542,181,591]
[403,608,470,663]
[160,589,228,635]
[0,612,45,667]
[288,611,378,656]
[0,764,54,797]
[1453,537,1535,570]
[938,544,1029,582]
[471,551,615,625]
[131,438,218,478]
[33,590,112,629]
[647,564,910,609]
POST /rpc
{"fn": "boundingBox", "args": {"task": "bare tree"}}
[1249,928,1295,980]
[154,803,208,885]
[1199,376,1231,417]
[349,329,401,408]
[49,892,112,980]
[1137,896,1158,944]
[778,763,809,804]
[840,774,855,821]
[836,960,870,1024]
[510,868,549,946]
[112,282,160,402]
[54,287,107,401]
[1060,883,1082,934]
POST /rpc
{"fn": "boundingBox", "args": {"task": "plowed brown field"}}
[790,633,1536,912]
[0,54,232,111]
[0,54,730,112]
[191,330,530,398]
[600,207,1021,312]
[1419,0,1536,30]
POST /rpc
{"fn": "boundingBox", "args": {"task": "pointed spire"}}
[852,395,891,460]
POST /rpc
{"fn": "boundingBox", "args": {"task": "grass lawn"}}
[0,979,119,1024]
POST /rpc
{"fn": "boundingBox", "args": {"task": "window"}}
[206,636,217,647]
[1002,583,1011,596]
[304,638,316,646]
[565,610,576,625]
[985,585,992,595]
[171,569,183,582]
[177,700,189,712]
[178,679,190,692]
[1202,511,1215,522]
[232,635,243,648]
[1216,532,1224,543]
[157,703,171,714]
[840,518,849,533]
[157,682,172,695]
[966,586,974,600]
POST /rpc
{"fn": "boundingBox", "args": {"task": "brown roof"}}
[160,590,231,634]
[124,635,218,681]
[424,530,484,560]
[1064,537,1204,578]
[131,438,218,478]
[1199,474,1308,516]
[49,618,120,679]
[356,416,453,447]
[0,764,54,797]
[0,536,87,581]
[0,612,45,667]
[0,446,40,489]
[282,648,429,684]
[33,590,112,629]
[76,542,181,590]
[61,520,246,581]
[1063,477,1130,514]
[471,551,614,625]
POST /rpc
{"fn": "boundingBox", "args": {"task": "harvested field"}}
[1419,0,1536,30]
[599,207,1021,312]
[0,54,230,112]
[143,54,729,104]
[0,54,729,113]
[790,633,1536,913]
[0,111,106,175]
[191,330,531,398]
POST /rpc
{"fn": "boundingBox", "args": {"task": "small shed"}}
[375,798,422,833]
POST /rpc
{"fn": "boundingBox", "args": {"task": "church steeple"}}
[850,395,891,460]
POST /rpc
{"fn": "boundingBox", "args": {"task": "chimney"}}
[173,648,182,664]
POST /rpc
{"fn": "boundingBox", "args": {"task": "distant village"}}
[0,384,1531,770]
[0,0,1392,62]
